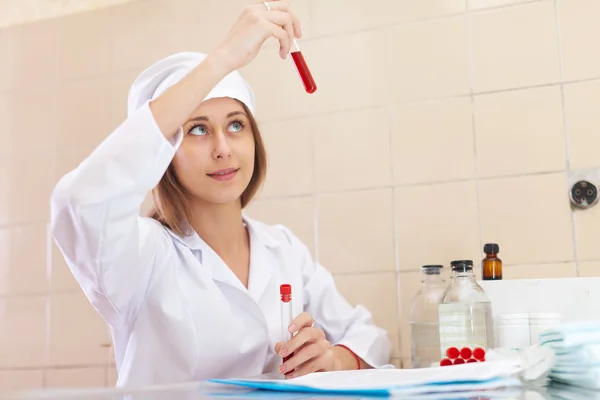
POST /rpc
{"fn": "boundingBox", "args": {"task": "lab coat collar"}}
[164,214,281,251]
[243,214,281,248]
[164,214,281,303]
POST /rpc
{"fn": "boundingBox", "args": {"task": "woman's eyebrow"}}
[186,111,246,123]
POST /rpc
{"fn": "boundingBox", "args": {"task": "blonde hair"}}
[148,102,266,236]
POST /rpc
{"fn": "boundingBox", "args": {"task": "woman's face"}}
[173,97,256,206]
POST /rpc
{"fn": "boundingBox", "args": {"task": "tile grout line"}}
[502,259,574,268]
[0,220,52,231]
[465,7,485,276]
[45,102,58,384]
[306,31,319,264]
[43,222,53,387]
[385,33,405,359]
[332,270,407,278]
[0,289,80,299]
[256,169,567,202]
[553,0,580,276]
[0,364,112,372]
[465,0,547,13]
[311,116,319,264]
[330,258,596,276]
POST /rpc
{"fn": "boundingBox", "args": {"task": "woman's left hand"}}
[274,312,339,378]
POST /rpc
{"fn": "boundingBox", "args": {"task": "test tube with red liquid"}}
[280,284,293,364]
[290,39,317,94]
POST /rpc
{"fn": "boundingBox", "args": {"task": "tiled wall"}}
[0,0,599,390]
[0,0,135,28]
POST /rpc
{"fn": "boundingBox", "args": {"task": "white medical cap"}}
[127,51,256,118]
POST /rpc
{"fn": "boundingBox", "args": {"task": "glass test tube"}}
[280,284,293,363]
[290,39,317,94]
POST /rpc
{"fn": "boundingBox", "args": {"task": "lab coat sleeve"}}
[50,101,183,328]
[278,226,393,369]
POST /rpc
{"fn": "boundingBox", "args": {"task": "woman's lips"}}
[207,168,239,181]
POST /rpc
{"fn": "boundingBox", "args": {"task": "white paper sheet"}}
[209,360,524,395]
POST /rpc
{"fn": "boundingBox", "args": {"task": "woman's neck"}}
[188,200,248,263]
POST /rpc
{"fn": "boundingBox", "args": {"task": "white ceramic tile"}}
[392,98,475,184]
[479,173,574,265]
[48,292,112,366]
[0,297,46,368]
[470,2,560,92]
[563,81,600,170]
[388,16,470,102]
[334,273,400,358]
[558,0,600,81]
[259,118,313,197]
[314,109,392,192]
[317,189,395,274]
[394,181,481,271]
[474,86,566,177]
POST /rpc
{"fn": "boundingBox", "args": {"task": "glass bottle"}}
[409,265,446,368]
[482,243,502,281]
[438,260,495,366]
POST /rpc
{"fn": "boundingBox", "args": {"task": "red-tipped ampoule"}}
[290,39,317,94]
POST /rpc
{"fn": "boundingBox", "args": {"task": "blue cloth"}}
[539,320,600,390]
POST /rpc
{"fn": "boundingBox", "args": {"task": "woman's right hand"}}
[212,0,302,72]
[150,1,301,138]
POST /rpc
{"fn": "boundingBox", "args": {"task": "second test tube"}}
[280,284,293,364]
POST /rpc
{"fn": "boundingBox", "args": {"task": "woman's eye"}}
[189,125,207,136]
[228,122,243,133]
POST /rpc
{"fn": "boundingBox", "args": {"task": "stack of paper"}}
[208,360,524,397]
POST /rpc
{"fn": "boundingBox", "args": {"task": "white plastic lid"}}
[499,313,530,325]
[499,313,530,320]
[529,312,562,320]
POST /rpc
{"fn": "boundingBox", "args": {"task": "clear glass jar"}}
[410,265,446,368]
[438,260,495,366]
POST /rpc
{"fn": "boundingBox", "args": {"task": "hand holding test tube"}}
[276,285,358,379]
[262,1,317,94]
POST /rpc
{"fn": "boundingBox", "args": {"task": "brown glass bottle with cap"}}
[482,243,502,280]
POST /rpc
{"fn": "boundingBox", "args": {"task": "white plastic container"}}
[498,313,531,350]
[497,312,562,350]
[529,313,562,344]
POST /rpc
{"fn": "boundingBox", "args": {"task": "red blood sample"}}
[440,358,452,367]
[290,51,317,94]
[446,347,460,359]
[473,347,486,361]
[453,358,465,365]
[460,347,472,360]
[467,358,478,363]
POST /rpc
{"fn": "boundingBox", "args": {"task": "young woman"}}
[50,0,391,387]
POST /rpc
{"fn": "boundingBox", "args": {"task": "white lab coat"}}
[50,100,392,387]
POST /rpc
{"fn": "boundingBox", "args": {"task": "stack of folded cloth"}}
[538,320,600,390]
